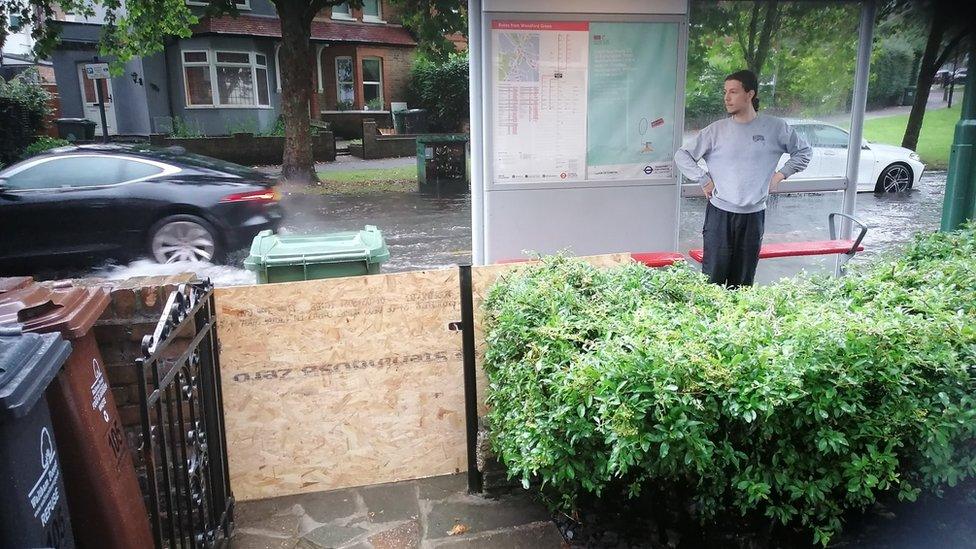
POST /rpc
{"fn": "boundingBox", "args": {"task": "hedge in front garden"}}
[482,223,976,545]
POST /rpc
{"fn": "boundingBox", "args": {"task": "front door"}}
[77,65,118,136]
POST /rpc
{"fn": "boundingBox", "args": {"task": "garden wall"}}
[358,119,417,159]
[322,111,392,139]
[148,131,336,165]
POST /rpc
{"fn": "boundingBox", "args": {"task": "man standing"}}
[674,70,812,287]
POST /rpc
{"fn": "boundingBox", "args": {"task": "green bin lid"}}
[0,327,72,420]
[244,225,390,269]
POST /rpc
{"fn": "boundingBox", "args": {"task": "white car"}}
[683,119,925,194]
[780,119,925,193]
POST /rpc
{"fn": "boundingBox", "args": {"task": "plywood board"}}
[217,269,464,501]
[216,254,631,501]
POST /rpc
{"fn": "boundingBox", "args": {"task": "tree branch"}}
[933,28,972,71]
[731,7,751,68]
[753,0,779,76]
[747,1,760,63]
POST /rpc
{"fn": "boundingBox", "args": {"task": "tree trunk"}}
[902,8,947,151]
[752,0,779,77]
[276,2,319,184]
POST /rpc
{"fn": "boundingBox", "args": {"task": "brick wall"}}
[358,45,415,110]
[319,44,359,111]
[324,111,391,139]
[317,44,415,112]
[360,119,416,159]
[34,273,199,470]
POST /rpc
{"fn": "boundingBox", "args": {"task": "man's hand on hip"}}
[769,171,786,193]
[702,179,715,199]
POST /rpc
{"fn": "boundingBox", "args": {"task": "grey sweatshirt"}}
[674,115,812,214]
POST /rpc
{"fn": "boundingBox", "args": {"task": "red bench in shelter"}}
[687,213,868,269]
[497,252,685,268]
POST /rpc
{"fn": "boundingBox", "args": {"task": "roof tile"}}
[193,15,417,46]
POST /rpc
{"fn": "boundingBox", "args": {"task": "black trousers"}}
[702,202,765,287]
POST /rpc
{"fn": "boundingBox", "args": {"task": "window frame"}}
[331,2,355,20]
[361,57,384,110]
[181,49,272,109]
[812,124,850,149]
[274,44,282,92]
[182,50,214,107]
[253,52,271,107]
[0,154,180,193]
[335,56,355,106]
[362,0,383,22]
[186,0,251,9]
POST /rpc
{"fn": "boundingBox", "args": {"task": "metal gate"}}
[136,280,234,548]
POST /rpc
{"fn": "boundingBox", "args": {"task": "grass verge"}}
[283,165,418,195]
[863,105,963,170]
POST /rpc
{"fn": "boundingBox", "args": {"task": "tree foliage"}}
[407,51,468,132]
[686,0,859,127]
[887,0,975,150]
[392,0,466,62]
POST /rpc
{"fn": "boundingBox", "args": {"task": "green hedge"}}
[483,224,976,545]
[407,52,469,133]
[0,69,52,165]
[867,37,916,109]
[25,136,71,157]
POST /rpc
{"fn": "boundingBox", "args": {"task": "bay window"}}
[182,50,271,108]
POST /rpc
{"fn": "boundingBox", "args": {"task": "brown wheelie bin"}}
[0,281,154,549]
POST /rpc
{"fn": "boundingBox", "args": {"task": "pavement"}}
[316,155,415,173]
[230,474,564,549]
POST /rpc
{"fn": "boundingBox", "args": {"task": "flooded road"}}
[679,171,946,284]
[55,172,945,287]
[279,188,472,273]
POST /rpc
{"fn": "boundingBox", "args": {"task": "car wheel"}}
[875,163,913,193]
[149,215,220,264]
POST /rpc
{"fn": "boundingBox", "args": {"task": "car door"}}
[809,124,848,179]
[0,155,167,264]
[809,124,876,189]
[778,124,821,179]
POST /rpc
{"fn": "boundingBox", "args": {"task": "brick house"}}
[50,1,425,138]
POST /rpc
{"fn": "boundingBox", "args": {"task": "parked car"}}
[936,68,954,84]
[781,120,925,193]
[954,68,968,83]
[0,144,283,271]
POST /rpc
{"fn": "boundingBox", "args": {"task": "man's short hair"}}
[726,69,760,111]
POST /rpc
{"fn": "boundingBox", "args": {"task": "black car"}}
[0,144,283,271]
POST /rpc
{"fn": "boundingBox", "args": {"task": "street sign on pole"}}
[89,59,110,143]
[84,63,110,80]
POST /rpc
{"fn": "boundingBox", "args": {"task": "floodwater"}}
[68,172,945,287]
[679,171,947,284]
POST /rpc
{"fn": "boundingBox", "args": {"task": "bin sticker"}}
[90,359,110,423]
[107,419,127,466]
[28,427,62,527]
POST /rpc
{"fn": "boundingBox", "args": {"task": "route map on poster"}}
[490,20,679,184]
[491,21,589,183]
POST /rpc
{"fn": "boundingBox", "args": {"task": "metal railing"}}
[136,280,234,548]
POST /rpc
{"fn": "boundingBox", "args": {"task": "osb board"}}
[216,253,631,501]
[216,269,465,501]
